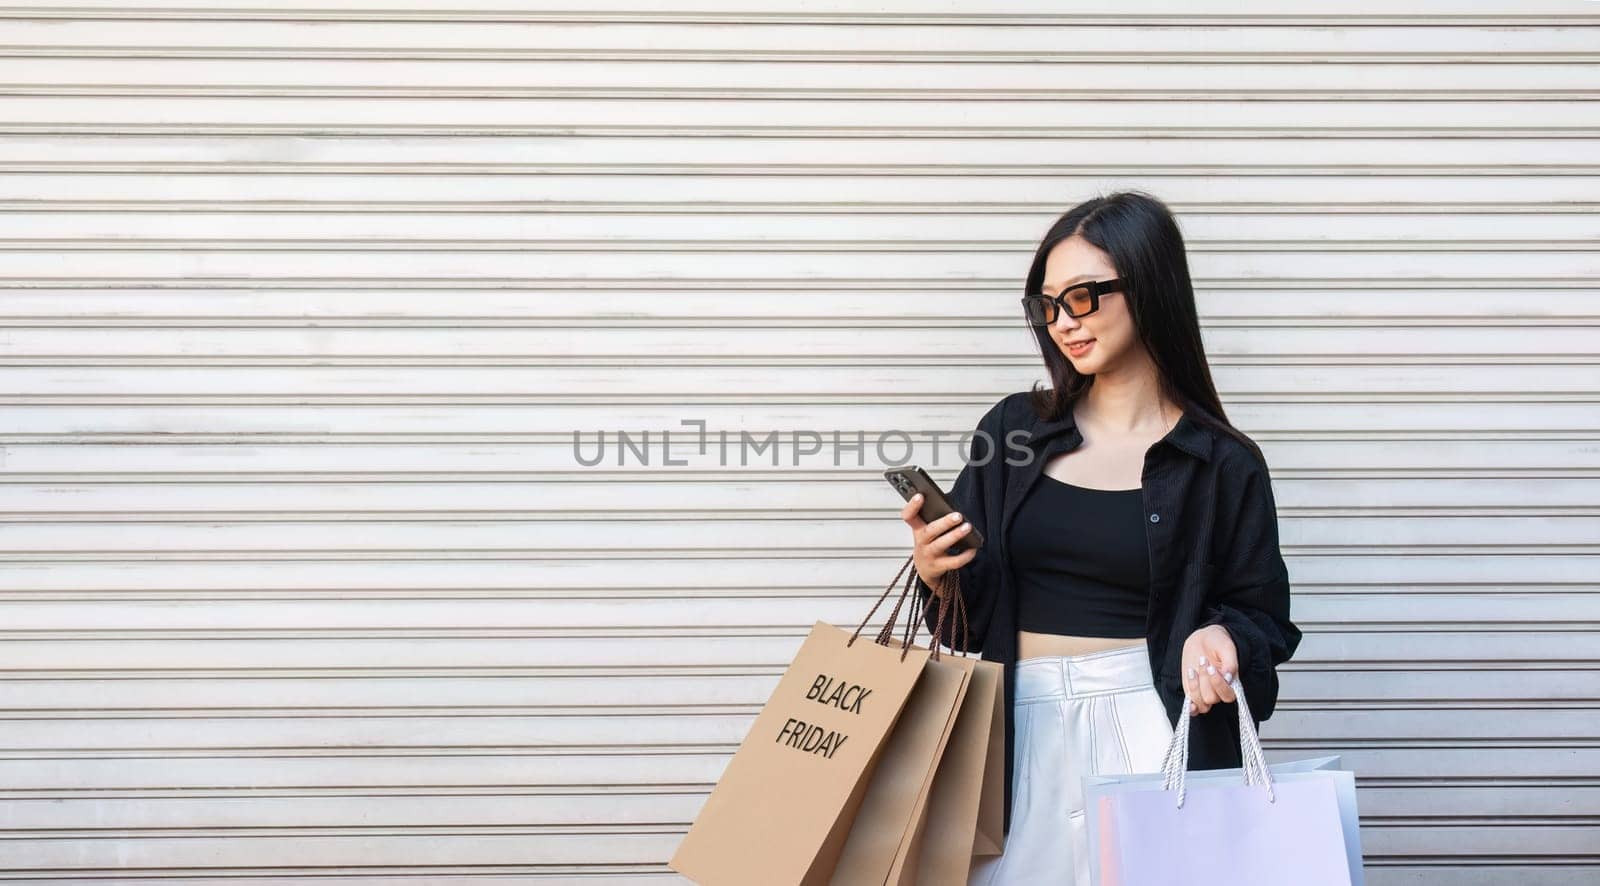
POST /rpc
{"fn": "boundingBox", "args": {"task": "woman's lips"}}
[1066,339,1095,356]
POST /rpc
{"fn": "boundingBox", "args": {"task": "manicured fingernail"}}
[1206,665,1215,676]
[1187,667,1197,680]
[1224,671,1233,681]
[1199,656,1208,666]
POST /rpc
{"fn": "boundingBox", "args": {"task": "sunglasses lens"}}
[1063,286,1093,317]
[1022,298,1053,325]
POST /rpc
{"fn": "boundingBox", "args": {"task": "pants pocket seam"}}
[1107,692,1134,772]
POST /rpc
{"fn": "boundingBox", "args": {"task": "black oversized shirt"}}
[912,390,1303,837]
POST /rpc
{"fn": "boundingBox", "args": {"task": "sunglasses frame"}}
[1020,277,1125,325]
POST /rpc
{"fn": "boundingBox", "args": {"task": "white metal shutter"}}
[1,1,1595,881]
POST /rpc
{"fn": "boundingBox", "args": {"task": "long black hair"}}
[1023,190,1266,466]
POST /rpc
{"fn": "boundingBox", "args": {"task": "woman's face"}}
[1040,236,1139,374]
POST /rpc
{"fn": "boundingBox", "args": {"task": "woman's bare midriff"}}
[1017,629,1144,660]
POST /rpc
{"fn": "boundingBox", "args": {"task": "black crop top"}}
[1011,475,1150,638]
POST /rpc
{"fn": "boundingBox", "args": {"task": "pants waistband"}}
[1015,643,1155,701]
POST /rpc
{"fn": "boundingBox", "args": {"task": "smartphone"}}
[884,465,984,554]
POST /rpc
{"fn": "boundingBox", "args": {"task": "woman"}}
[901,191,1302,885]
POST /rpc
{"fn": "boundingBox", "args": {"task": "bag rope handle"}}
[849,554,951,662]
[919,566,970,658]
[848,554,971,662]
[1159,672,1276,808]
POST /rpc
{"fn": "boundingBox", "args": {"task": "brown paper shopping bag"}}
[910,656,1005,880]
[900,567,1008,885]
[838,562,998,886]
[669,556,952,886]
[833,646,972,885]
[970,657,1007,857]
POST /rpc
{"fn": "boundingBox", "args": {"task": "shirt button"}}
[1149,513,1160,523]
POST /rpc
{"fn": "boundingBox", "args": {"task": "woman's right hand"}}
[900,493,979,592]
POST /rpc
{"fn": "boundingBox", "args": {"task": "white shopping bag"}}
[1082,675,1364,886]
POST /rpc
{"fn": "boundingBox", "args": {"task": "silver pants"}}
[968,643,1175,886]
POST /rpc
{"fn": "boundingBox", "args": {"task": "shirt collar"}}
[1022,401,1214,462]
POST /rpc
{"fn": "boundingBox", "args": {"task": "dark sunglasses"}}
[1020,278,1125,325]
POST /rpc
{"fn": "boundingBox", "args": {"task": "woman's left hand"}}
[1180,625,1238,716]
